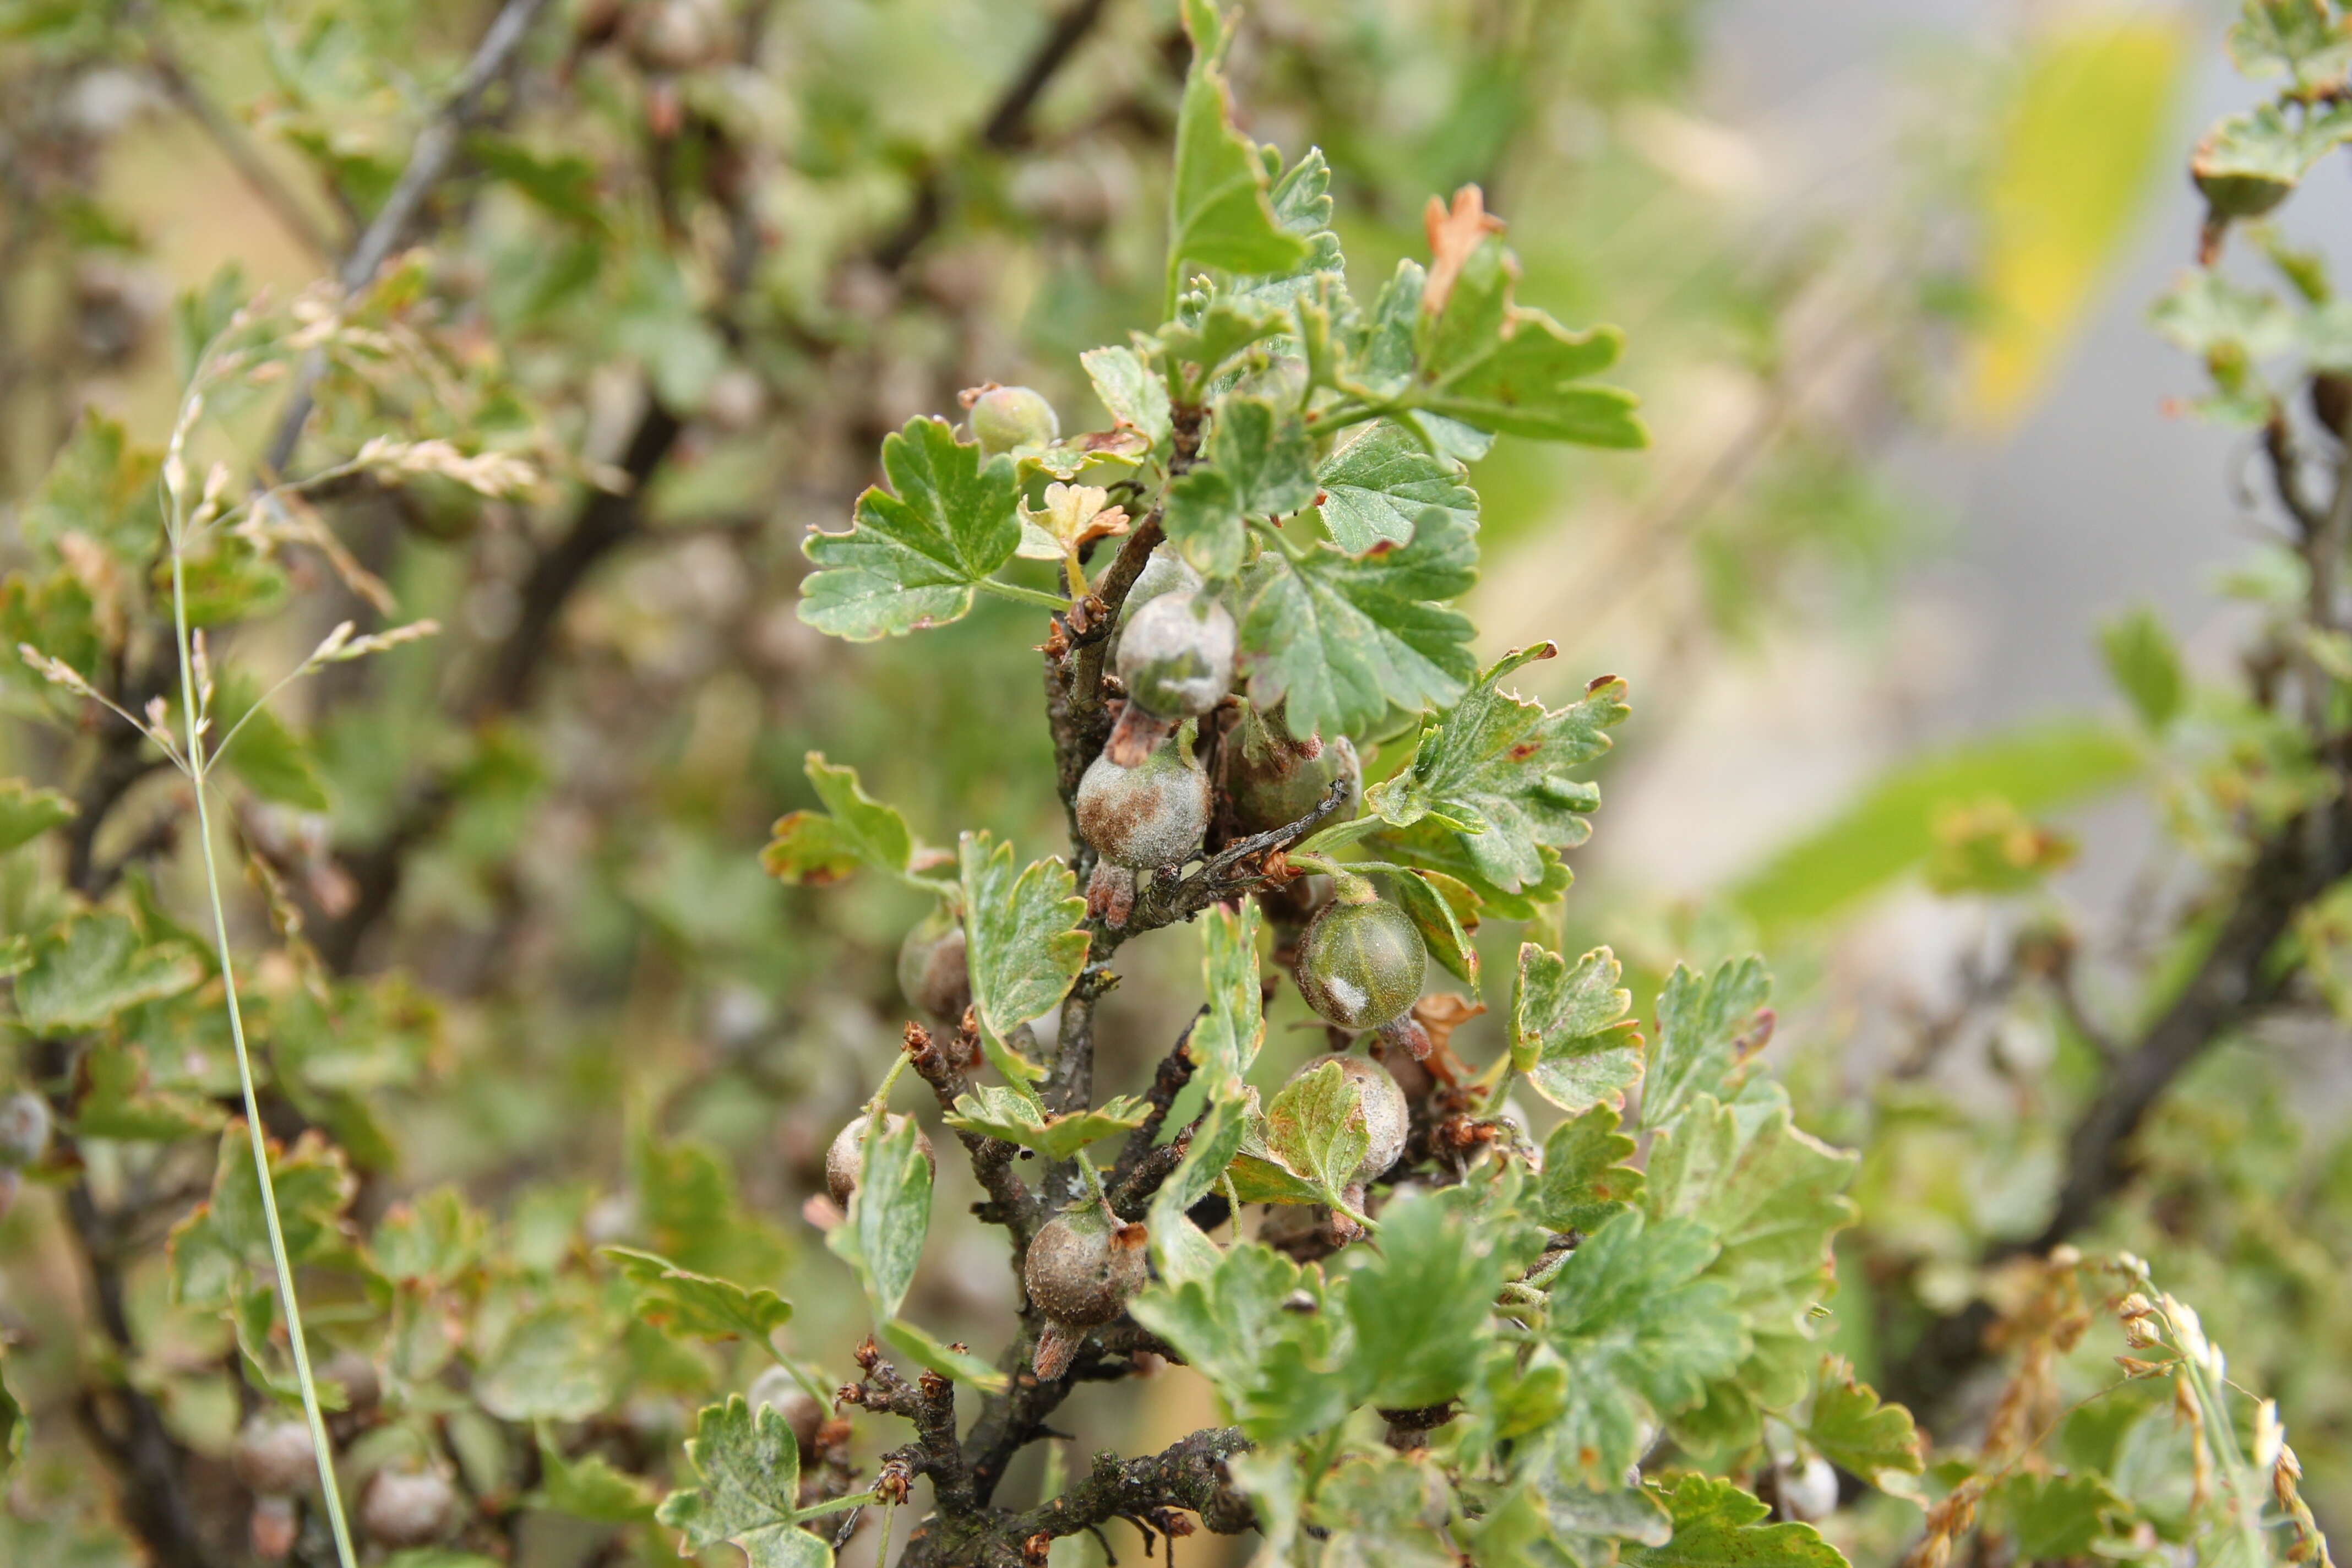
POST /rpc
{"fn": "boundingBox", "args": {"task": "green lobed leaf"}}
[213,674,332,813]
[73,1041,225,1142]
[1311,1451,1460,1568]
[1130,1239,1350,1445]
[602,1246,794,1348]
[1189,901,1266,1099]
[1512,944,1643,1114]
[1389,867,1480,990]
[1801,1357,1924,1487]
[475,1302,623,1423]
[957,832,1088,1080]
[1365,818,1574,922]
[1533,1104,1647,1235]
[943,1084,1147,1160]
[19,410,164,562]
[1163,394,1317,578]
[1342,1188,1507,1410]
[631,1130,792,1284]
[797,417,1021,640]
[15,910,203,1034]
[167,1125,358,1309]
[1725,718,2142,935]
[1167,0,1313,283]
[1643,1086,1857,1451]
[763,753,938,891]
[1082,344,1174,447]
[1237,504,1478,743]
[2098,606,2185,732]
[1232,146,1347,307]
[1991,1471,2127,1559]
[1316,418,1478,556]
[656,1396,832,1568]
[825,1110,932,1321]
[1232,1059,1371,1209]
[1642,957,1772,1130]
[0,778,75,854]
[527,1429,658,1525]
[1365,645,1627,894]
[2229,0,2352,90]
[1147,1097,1248,1283]
[1542,1211,1745,1487]
[1409,237,1644,447]
[370,1186,488,1283]
[1621,1475,1845,1568]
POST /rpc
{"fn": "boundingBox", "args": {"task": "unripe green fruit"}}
[749,1364,825,1456]
[1076,731,1207,870]
[825,1113,937,1208]
[1295,895,1424,1031]
[233,1414,318,1496]
[360,1466,456,1548]
[896,906,971,1023]
[970,385,1060,457]
[1292,1053,1408,1183]
[1115,590,1234,721]
[0,1091,51,1167]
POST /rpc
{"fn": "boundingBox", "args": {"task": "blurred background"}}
[7,0,2350,1562]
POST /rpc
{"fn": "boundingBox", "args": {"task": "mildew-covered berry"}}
[1223,705,1357,836]
[1295,895,1424,1032]
[896,906,971,1023]
[1115,590,1234,722]
[233,1414,318,1497]
[825,1113,937,1208]
[0,1091,51,1168]
[1076,727,1208,871]
[359,1466,457,1548]
[1024,1204,1148,1379]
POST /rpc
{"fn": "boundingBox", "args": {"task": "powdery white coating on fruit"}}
[1295,1053,1409,1183]
[1296,897,1425,1030]
[360,1467,458,1548]
[1778,1456,1839,1523]
[1127,550,1202,616]
[749,1363,826,1455]
[970,385,1060,456]
[825,1113,937,1208]
[0,1091,50,1167]
[232,1414,318,1496]
[896,907,971,1022]
[1076,741,1208,869]
[1023,1209,1148,1328]
[1115,591,1235,720]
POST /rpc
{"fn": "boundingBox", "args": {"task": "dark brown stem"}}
[1104,1011,1202,1193]
[903,1021,1042,1252]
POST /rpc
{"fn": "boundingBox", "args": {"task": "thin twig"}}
[263,0,556,473]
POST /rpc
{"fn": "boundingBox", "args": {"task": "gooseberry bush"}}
[0,1,2339,1566]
